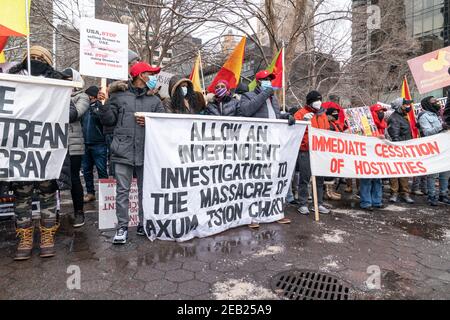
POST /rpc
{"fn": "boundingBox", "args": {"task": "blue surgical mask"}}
[261,80,272,90]
[146,75,158,89]
[181,86,188,96]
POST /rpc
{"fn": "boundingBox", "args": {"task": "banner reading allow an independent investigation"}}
[143,114,307,242]
[309,127,450,179]
[0,74,72,181]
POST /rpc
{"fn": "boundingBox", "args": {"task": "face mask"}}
[311,101,322,110]
[215,87,227,98]
[377,112,385,121]
[29,60,50,76]
[331,114,339,121]
[181,86,188,97]
[432,103,441,112]
[145,75,158,89]
[260,80,272,90]
[404,106,412,113]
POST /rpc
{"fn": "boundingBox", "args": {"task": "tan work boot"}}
[14,225,34,261]
[277,217,291,224]
[39,221,59,258]
[83,193,96,203]
[325,184,341,200]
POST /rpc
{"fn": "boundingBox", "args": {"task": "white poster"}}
[309,127,450,178]
[156,71,174,98]
[79,18,129,80]
[0,74,72,181]
[143,114,307,242]
[98,179,139,230]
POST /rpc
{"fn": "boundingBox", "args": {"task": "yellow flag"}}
[0,51,5,63]
[189,53,202,92]
[0,0,31,36]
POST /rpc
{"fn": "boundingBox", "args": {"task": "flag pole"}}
[282,41,286,112]
[25,0,31,75]
[198,50,206,94]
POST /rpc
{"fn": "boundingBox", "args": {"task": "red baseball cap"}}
[255,70,276,81]
[129,62,161,77]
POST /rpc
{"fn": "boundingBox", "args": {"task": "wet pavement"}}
[0,186,449,300]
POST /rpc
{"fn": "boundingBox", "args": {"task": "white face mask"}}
[311,101,322,110]
[181,86,188,96]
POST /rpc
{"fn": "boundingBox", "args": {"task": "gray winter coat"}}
[204,95,240,116]
[99,81,165,167]
[239,87,282,119]
[68,70,89,156]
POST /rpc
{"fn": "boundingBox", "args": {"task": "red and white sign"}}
[79,18,129,80]
[309,127,450,178]
[98,179,139,230]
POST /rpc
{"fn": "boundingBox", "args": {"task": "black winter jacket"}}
[204,95,240,116]
[387,110,413,141]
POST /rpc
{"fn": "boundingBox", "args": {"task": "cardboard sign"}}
[408,46,450,94]
[156,71,174,98]
[98,179,139,230]
[79,18,129,80]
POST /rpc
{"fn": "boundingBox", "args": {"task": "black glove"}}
[288,115,296,126]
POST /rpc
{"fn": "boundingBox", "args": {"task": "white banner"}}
[0,74,72,181]
[143,114,307,242]
[98,179,139,230]
[309,127,450,178]
[79,18,129,80]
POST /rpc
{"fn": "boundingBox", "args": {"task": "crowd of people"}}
[3,46,450,260]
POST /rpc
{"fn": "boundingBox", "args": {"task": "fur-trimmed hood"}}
[168,75,193,98]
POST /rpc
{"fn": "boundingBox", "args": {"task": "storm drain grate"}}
[271,270,352,300]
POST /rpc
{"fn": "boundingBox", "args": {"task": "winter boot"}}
[39,220,59,258]
[14,225,34,261]
[324,184,341,200]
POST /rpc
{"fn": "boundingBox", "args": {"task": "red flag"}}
[401,76,419,138]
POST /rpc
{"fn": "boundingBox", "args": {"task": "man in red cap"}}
[240,70,295,228]
[99,62,165,244]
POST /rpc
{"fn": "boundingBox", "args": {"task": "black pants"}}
[70,155,84,212]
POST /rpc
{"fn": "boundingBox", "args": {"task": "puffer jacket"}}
[68,69,89,155]
[387,109,413,141]
[98,81,165,166]
[239,86,281,119]
[204,95,240,116]
[370,104,387,136]
[163,75,205,114]
[294,106,328,151]
[81,100,105,144]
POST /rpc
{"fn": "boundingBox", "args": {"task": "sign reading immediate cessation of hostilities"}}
[309,127,450,179]
[79,18,128,80]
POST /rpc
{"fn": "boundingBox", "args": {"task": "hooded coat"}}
[294,105,329,151]
[322,101,347,130]
[386,104,413,142]
[163,76,205,114]
[370,104,387,136]
[417,96,443,137]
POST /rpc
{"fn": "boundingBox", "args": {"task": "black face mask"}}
[377,112,385,121]
[28,59,51,76]
[431,103,441,113]
[331,114,339,121]
[404,106,412,113]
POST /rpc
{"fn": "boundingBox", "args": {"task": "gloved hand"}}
[288,115,296,126]
[303,112,314,121]
[263,87,274,96]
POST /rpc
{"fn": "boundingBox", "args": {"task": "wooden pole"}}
[199,50,206,94]
[100,77,107,105]
[25,0,31,75]
[312,175,320,222]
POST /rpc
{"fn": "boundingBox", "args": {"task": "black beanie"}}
[85,86,99,97]
[306,90,322,106]
[326,107,339,116]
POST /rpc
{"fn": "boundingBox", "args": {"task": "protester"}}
[164,75,206,114]
[61,68,90,228]
[99,62,165,244]
[417,96,450,206]
[239,70,295,227]
[81,86,109,203]
[294,90,330,215]
[8,46,72,260]
[204,80,240,116]
[359,104,388,211]
[322,94,348,131]
[323,108,343,201]
[386,98,415,204]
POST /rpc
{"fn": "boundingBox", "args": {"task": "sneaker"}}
[73,211,85,228]
[401,195,415,204]
[373,204,386,209]
[297,206,310,215]
[113,227,128,244]
[288,199,299,206]
[389,195,398,203]
[412,190,424,196]
[277,217,291,224]
[137,225,145,236]
[318,205,330,214]
[438,196,450,204]
[361,206,374,211]
[248,223,260,229]
[83,193,96,203]
[428,199,439,206]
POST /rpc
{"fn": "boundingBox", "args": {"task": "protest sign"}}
[0,73,73,181]
[309,127,450,179]
[408,46,450,94]
[143,114,307,241]
[344,106,378,136]
[98,179,139,230]
[79,18,128,80]
[156,71,174,98]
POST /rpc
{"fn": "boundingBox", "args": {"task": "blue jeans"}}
[427,171,450,200]
[82,144,108,195]
[359,178,382,208]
